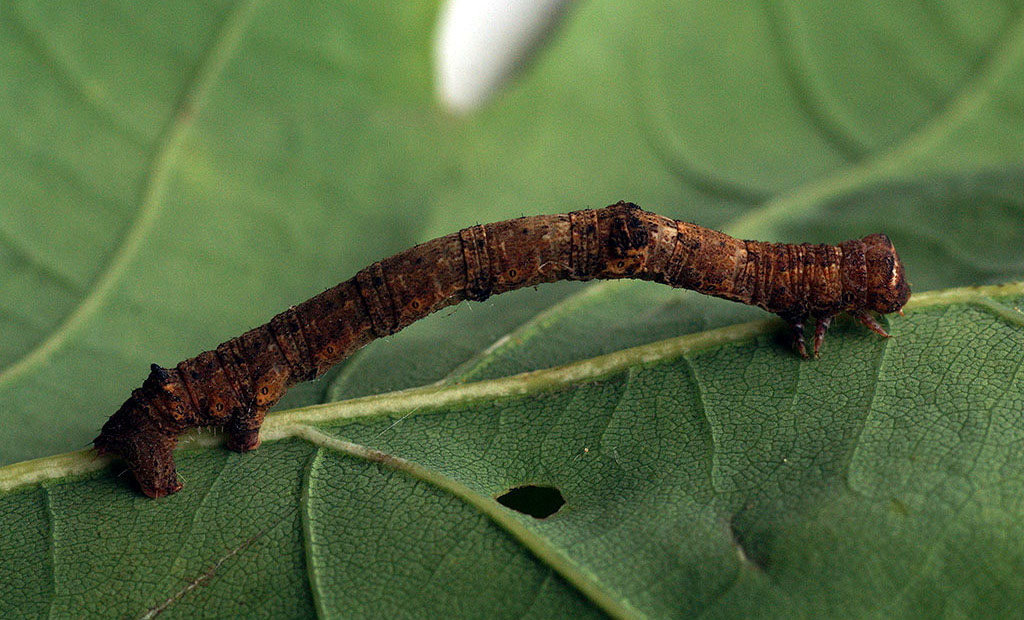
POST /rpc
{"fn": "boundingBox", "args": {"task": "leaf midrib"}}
[2,281,1021,495]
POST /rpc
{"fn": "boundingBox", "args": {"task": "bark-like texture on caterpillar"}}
[94,202,910,497]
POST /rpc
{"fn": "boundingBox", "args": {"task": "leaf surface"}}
[4,1,1024,461]
[2,1,1024,617]
[3,284,1024,618]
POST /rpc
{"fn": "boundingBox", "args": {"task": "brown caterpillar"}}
[95,202,910,497]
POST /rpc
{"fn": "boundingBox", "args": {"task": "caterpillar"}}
[94,202,910,497]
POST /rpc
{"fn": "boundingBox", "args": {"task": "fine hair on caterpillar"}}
[94,202,911,497]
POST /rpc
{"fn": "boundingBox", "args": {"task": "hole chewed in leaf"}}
[496,484,566,519]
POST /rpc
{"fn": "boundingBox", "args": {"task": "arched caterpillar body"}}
[95,202,910,497]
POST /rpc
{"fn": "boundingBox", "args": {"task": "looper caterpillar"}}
[95,202,910,497]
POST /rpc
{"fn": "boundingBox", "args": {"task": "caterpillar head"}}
[861,233,911,315]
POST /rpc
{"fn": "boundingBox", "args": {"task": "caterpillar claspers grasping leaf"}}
[95,202,910,497]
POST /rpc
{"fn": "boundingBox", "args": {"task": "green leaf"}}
[3,283,1024,618]
[0,0,705,463]
[5,1,1024,462]
[3,1,1024,617]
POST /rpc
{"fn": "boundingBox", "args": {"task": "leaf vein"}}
[730,4,1024,239]
[0,0,263,390]
[289,425,647,620]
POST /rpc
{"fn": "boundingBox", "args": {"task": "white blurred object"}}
[434,0,575,113]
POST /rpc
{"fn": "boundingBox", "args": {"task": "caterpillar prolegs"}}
[95,202,910,497]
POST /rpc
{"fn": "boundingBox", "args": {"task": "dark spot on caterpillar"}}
[522,228,530,235]
[96,202,910,497]
[496,484,565,519]
[606,202,649,259]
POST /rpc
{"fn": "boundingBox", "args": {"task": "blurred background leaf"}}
[3,0,1023,463]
